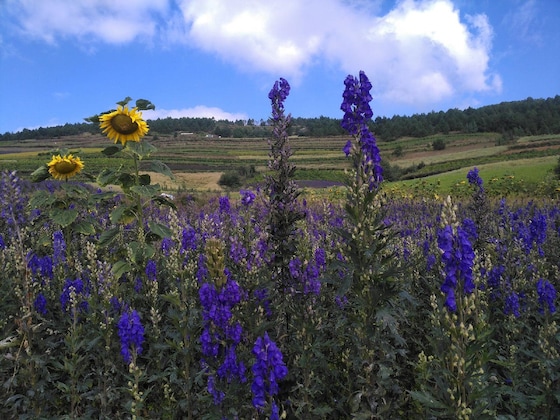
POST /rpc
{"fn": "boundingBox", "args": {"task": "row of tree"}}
[1,96,559,142]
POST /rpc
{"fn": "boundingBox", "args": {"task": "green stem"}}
[133,153,144,240]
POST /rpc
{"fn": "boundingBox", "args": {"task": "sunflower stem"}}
[133,153,144,241]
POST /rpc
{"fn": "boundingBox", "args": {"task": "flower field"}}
[1,74,559,419]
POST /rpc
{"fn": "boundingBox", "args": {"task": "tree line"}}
[1,96,559,142]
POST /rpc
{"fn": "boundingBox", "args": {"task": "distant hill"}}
[1,96,559,142]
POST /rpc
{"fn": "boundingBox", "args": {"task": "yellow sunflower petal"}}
[47,154,84,181]
[99,105,149,146]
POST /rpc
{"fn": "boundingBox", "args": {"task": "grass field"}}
[1,132,559,195]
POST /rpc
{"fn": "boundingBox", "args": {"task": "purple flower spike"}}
[536,279,557,314]
[117,309,145,364]
[251,332,288,412]
[340,71,383,188]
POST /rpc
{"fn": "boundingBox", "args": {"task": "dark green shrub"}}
[218,171,241,188]
[432,138,446,150]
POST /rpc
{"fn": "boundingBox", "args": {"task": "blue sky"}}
[1,0,559,134]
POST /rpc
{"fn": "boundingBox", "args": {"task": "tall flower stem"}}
[338,71,403,415]
[132,153,145,241]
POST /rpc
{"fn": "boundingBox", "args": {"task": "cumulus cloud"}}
[176,0,500,104]
[4,0,501,106]
[143,106,248,122]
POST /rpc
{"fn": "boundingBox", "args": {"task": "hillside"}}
[1,96,559,142]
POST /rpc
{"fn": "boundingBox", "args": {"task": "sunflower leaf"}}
[126,141,157,160]
[116,97,132,107]
[130,184,161,198]
[118,173,135,190]
[101,146,121,156]
[150,160,175,180]
[97,169,120,186]
[30,165,50,182]
[111,260,132,280]
[135,99,155,111]
[73,221,96,236]
[138,174,151,186]
[84,114,100,123]
[110,206,136,225]
[148,221,173,239]
[49,208,79,228]
[98,227,121,247]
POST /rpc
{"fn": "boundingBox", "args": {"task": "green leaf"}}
[98,227,120,247]
[138,173,151,186]
[73,221,96,235]
[118,173,135,189]
[116,96,132,107]
[30,165,50,182]
[135,99,155,111]
[112,260,132,279]
[61,183,90,197]
[125,140,157,160]
[101,145,121,156]
[50,208,78,228]
[150,160,175,180]
[148,221,173,239]
[151,195,177,210]
[84,114,100,124]
[91,190,118,203]
[129,241,155,263]
[408,391,448,409]
[29,190,56,208]
[110,205,136,224]
[130,184,160,198]
[97,169,120,186]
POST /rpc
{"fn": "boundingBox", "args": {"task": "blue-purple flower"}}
[34,293,48,315]
[145,259,157,281]
[117,309,145,363]
[27,253,54,281]
[60,278,88,313]
[240,189,256,206]
[437,224,475,311]
[53,230,66,265]
[536,279,556,314]
[199,277,246,405]
[269,78,290,121]
[467,167,484,190]
[251,332,288,412]
[219,195,230,213]
[340,71,382,187]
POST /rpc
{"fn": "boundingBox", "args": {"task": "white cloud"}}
[176,0,500,104]
[5,0,169,44]
[4,0,501,106]
[143,106,248,122]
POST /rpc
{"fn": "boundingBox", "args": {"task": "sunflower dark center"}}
[54,160,77,174]
[111,114,138,135]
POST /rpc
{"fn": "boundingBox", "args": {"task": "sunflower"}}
[47,154,84,181]
[99,106,149,146]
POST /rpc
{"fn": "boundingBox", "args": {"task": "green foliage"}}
[432,138,446,150]
[218,171,241,188]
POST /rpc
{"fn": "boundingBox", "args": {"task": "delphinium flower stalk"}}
[117,308,146,419]
[265,77,304,291]
[341,71,382,191]
[337,71,403,415]
[59,277,91,417]
[199,238,246,413]
[251,332,288,420]
[412,196,492,419]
